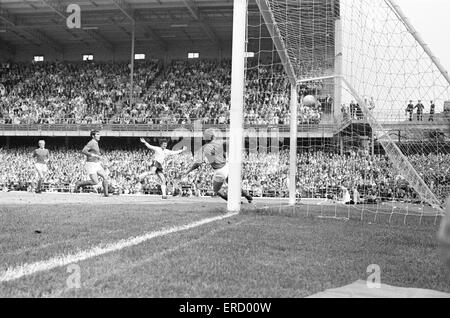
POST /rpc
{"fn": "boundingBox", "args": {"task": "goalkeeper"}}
[184,128,253,204]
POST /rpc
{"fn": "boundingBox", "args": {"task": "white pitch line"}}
[0,212,238,283]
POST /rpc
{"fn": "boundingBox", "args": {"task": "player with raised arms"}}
[32,140,50,194]
[139,138,186,199]
[74,130,109,197]
[184,128,253,204]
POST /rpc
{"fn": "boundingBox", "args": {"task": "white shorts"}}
[35,163,48,174]
[212,164,229,183]
[85,162,105,176]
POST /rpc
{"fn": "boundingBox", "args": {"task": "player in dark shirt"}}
[32,140,50,194]
[74,130,109,197]
[184,128,252,203]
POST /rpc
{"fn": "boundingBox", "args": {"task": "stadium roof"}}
[0,0,266,53]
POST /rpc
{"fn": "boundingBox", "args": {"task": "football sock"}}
[217,191,228,201]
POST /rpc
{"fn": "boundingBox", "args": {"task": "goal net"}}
[242,0,450,221]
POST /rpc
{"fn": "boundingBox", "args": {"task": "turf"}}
[0,200,448,297]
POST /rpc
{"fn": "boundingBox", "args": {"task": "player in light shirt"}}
[139,138,186,199]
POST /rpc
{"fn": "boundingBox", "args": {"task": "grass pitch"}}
[0,192,448,297]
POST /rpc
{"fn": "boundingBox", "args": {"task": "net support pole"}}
[386,0,450,86]
[129,22,135,108]
[227,0,247,213]
[333,18,343,122]
[289,84,298,206]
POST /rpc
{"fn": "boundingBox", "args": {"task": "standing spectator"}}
[369,97,375,111]
[405,100,414,121]
[341,104,349,120]
[429,100,435,122]
[324,94,333,113]
[355,103,363,120]
[350,100,356,119]
[415,100,424,121]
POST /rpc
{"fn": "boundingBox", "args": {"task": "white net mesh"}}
[265,0,337,80]
[247,0,450,220]
[340,0,450,121]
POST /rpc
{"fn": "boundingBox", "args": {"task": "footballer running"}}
[74,130,110,197]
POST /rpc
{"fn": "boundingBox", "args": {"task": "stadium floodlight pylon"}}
[236,0,450,213]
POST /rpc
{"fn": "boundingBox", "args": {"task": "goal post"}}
[228,0,247,213]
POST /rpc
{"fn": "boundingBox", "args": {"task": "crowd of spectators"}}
[245,63,324,125]
[1,146,448,204]
[0,60,325,126]
[0,61,161,125]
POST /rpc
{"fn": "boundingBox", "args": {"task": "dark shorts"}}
[151,160,164,173]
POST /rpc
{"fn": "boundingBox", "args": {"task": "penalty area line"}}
[0,212,238,283]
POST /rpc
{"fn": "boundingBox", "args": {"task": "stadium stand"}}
[0,60,324,126]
